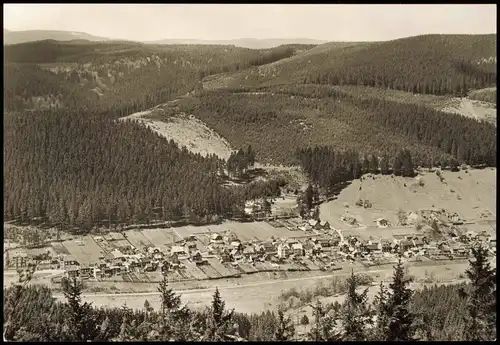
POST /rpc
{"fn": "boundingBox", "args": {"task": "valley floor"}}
[48,258,494,314]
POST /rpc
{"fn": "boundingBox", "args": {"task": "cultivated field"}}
[139,228,180,246]
[54,259,492,314]
[62,236,105,265]
[320,168,496,230]
[123,230,152,249]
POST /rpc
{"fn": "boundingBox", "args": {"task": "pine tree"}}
[309,300,341,341]
[393,152,403,176]
[274,309,295,340]
[341,270,373,340]
[157,276,189,340]
[369,155,379,174]
[205,287,234,341]
[372,282,390,341]
[61,277,99,342]
[362,154,370,174]
[384,257,416,341]
[352,158,362,179]
[401,150,415,177]
[304,184,314,211]
[459,246,496,341]
[380,156,390,175]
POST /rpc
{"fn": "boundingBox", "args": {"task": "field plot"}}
[110,239,133,250]
[205,222,234,234]
[50,242,70,255]
[145,272,164,283]
[140,229,180,246]
[123,230,152,250]
[62,236,105,265]
[172,225,212,238]
[121,272,136,283]
[182,260,209,280]
[237,262,258,274]
[222,221,295,242]
[176,267,195,280]
[104,232,126,241]
[207,257,240,277]
[283,262,307,271]
[27,246,58,257]
[301,258,320,270]
[133,272,151,283]
[197,263,222,279]
[95,239,116,258]
[342,227,414,240]
[254,262,272,271]
[6,247,28,257]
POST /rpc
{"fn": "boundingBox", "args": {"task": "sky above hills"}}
[3,4,497,42]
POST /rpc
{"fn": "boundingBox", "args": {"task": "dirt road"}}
[51,260,483,314]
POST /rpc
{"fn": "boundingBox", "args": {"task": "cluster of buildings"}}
[5,213,495,282]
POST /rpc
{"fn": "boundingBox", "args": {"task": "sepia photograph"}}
[3,3,497,342]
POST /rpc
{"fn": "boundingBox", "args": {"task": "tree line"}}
[4,246,496,341]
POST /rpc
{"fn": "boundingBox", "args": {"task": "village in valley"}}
[4,179,496,287]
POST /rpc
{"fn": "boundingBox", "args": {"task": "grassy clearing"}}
[319,168,496,230]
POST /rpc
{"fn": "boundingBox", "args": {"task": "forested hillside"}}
[215,34,496,96]
[180,85,496,166]
[3,110,244,229]
[3,35,497,229]
[4,40,305,112]
[3,41,315,229]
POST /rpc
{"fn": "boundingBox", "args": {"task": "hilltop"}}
[3,28,327,49]
[145,37,327,49]
[3,28,116,45]
[206,34,496,96]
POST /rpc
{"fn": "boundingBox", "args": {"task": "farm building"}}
[231,241,243,250]
[112,249,124,259]
[191,251,208,265]
[224,231,240,243]
[210,233,224,244]
[291,243,304,256]
[277,243,290,258]
[304,243,315,257]
[243,245,256,258]
[220,249,233,263]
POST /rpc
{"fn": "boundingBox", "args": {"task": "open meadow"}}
[320,168,496,230]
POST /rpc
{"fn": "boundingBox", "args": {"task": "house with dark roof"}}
[292,243,304,256]
[219,249,233,263]
[304,242,315,257]
[243,245,256,258]
[191,251,208,265]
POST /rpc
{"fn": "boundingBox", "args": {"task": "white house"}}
[277,243,290,259]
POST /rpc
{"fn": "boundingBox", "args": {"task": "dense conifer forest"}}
[3,35,497,229]
[183,86,496,165]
